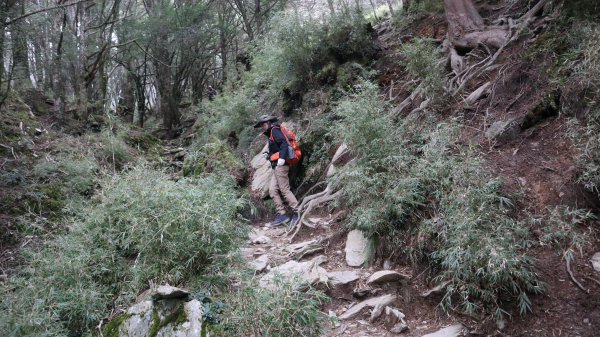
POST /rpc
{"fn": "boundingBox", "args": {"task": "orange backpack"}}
[269,125,302,165]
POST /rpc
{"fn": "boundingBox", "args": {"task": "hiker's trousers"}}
[269,165,299,215]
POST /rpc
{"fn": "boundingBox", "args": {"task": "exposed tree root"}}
[465,81,491,105]
[288,185,341,242]
[586,277,600,288]
[566,258,589,293]
[446,0,552,93]
[392,83,423,117]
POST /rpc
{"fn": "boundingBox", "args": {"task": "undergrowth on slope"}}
[330,80,543,318]
[215,276,329,337]
[1,165,247,336]
[536,206,595,262]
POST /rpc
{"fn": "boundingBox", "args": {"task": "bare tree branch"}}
[5,0,94,26]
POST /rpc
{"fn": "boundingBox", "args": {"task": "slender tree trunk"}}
[327,0,335,15]
[12,1,32,89]
[387,0,394,16]
[0,9,6,91]
[54,10,68,114]
[369,0,379,21]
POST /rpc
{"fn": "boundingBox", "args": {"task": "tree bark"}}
[11,1,32,88]
[444,0,508,51]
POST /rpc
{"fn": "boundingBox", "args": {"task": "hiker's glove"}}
[262,152,269,160]
[277,158,285,166]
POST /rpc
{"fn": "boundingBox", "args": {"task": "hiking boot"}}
[290,213,299,227]
[268,213,290,227]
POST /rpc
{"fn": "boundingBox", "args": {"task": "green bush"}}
[247,9,375,104]
[216,277,328,337]
[569,114,600,195]
[537,206,595,261]
[1,164,247,335]
[31,153,98,196]
[401,38,447,103]
[183,138,244,178]
[331,80,542,318]
[93,130,135,170]
[202,89,258,142]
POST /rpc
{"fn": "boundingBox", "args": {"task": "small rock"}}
[366,270,409,285]
[251,235,271,245]
[327,271,360,285]
[390,322,409,334]
[353,286,372,298]
[591,252,600,272]
[383,259,395,270]
[385,306,406,325]
[152,285,189,300]
[485,118,521,143]
[251,144,273,198]
[252,254,270,272]
[339,294,397,320]
[497,317,507,330]
[421,324,464,337]
[584,318,590,324]
[345,229,369,267]
[259,255,328,290]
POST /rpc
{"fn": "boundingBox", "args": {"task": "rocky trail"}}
[243,216,466,337]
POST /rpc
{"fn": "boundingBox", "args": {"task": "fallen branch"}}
[6,0,94,26]
[566,258,589,293]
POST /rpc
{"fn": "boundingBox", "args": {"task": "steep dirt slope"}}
[373,4,600,336]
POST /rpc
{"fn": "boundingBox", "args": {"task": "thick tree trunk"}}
[153,39,180,135]
[444,0,508,51]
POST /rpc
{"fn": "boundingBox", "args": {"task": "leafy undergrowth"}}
[0,165,248,335]
[327,80,544,318]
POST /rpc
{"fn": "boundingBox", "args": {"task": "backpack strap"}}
[270,126,291,145]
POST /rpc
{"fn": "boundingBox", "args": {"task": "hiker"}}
[254,115,299,227]
[207,85,217,101]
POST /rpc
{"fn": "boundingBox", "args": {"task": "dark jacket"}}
[264,122,289,168]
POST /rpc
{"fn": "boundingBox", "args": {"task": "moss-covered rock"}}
[522,90,560,129]
[101,313,131,337]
